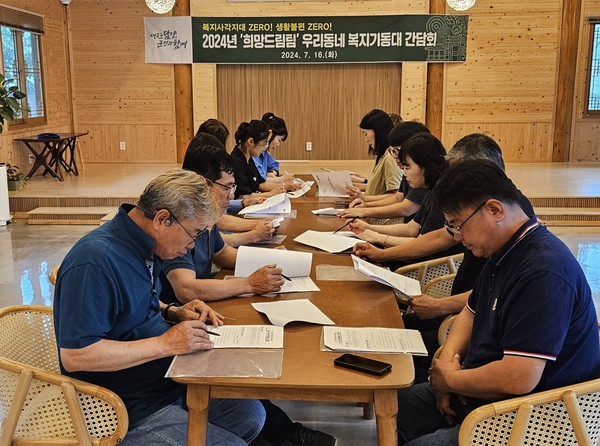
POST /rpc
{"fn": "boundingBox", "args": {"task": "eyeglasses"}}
[444,201,487,237]
[167,211,208,243]
[213,180,237,195]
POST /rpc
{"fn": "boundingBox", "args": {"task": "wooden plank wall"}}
[572,0,600,161]
[0,1,71,174]
[2,0,600,165]
[68,0,177,163]
[216,63,402,160]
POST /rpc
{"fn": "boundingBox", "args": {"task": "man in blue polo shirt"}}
[53,169,266,446]
[396,159,600,445]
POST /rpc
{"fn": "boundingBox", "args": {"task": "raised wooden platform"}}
[27,206,116,225]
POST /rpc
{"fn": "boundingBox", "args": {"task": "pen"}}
[281,273,292,281]
[320,167,332,172]
[206,330,221,336]
[284,170,290,175]
[333,217,357,234]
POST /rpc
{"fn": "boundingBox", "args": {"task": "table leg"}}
[186,385,210,446]
[374,389,398,446]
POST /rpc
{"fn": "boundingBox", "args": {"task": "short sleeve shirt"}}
[231,147,265,197]
[253,151,280,180]
[465,218,600,392]
[365,151,403,196]
[159,225,225,304]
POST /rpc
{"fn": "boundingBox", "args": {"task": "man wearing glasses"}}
[53,169,266,445]
[396,159,600,445]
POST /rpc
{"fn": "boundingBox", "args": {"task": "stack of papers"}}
[239,193,291,217]
[323,326,427,355]
[252,299,335,326]
[235,246,320,293]
[311,171,353,197]
[206,325,284,348]
[294,230,359,253]
[287,180,314,198]
[351,255,421,298]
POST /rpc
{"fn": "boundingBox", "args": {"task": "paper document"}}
[311,207,345,216]
[280,276,320,293]
[235,246,313,278]
[254,234,287,245]
[239,193,291,215]
[352,255,421,298]
[252,299,335,326]
[311,171,353,197]
[323,326,427,355]
[287,180,314,198]
[206,325,284,348]
[294,230,358,253]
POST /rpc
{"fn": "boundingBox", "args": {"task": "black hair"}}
[234,120,270,150]
[388,121,431,148]
[432,159,520,215]
[196,118,229,146]
[359,109,394,162]
[261,112,288,143]
[388,113,403,126]
[398,133,447,189]
[447,133,505,171]
[182,143,234,182]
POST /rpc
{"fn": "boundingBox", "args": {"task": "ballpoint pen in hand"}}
[205,329,221,336]
[281,273,292,281]
[333,217,357,234]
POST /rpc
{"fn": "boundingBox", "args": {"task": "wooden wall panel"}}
[69,0,177,163]
[217,64,401,160]
[571,0,600,161]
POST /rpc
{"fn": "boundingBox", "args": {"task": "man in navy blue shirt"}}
[396,159,600,446]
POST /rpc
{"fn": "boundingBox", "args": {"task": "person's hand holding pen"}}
[169,300,224,326]
[333,217,357,234]
[247,264,284,294]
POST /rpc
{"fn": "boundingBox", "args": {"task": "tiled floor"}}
[2,161,600,445]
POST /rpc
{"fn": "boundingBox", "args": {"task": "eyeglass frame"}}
[137,205,208,243]
[444,200,488,237]
[212,179,237,195]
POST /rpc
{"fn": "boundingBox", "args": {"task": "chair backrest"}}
[422,273,457,298]
[395,253,464,287]
[459,378,600,446]
[437,314,458,347]
[0,305,128,445]
[48,264,60,286]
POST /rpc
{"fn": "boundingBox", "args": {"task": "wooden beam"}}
[426,0,446,138]
[173,0,193,164]
[552,0,583,162]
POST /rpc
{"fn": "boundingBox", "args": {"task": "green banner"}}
[192,15,468,64]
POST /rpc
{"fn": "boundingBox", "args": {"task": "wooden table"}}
[15,132,87,181]
[172,194,412,446]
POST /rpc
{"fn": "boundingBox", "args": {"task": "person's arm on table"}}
[409,291,470,320]
[219,214,263,232]
[350,219,420,238]
[353,227,458,262]
[221,221,275,248]
[339,199,420,219]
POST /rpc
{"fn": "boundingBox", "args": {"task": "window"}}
[0,6,45,127]
[586,19,600,115]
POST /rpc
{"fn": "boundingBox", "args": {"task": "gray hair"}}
[137,169,220,224]
[446,133,505,171]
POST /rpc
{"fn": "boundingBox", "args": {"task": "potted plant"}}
[0,73,26,132]
[5,163,27,191]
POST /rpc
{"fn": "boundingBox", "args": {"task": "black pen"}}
[281,273,292,281]
[333,217,357,234]
[205,329,221,336]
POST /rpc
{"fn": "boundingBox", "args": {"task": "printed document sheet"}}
[311,207,345,216]
[252,299,335,326]
[287,180,314,198]
[239,193,291,215]
[323,326,427,355]
[352,255,421,298]
[311,171,353,197]
[294,230,358,253]
[206,325,284,348]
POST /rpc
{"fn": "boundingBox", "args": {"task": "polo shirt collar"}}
[489,216,540,267]
[113,204,157,260]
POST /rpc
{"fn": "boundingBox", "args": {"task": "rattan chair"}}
[48,264,60,286]
[0,305,128,445]
[458,378,600,446]
[395,253,464,287]
[422,273,457,299]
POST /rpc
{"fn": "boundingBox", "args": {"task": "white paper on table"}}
[235,246,313,278]
[287,181,314,198]
[311,207,345,216]
[238,193,291,215]
[311,171,353,197]
[206,325,284,348]
[271,216,284,227]
[351,255,421,298]
[252,299,334,327]
[322,326,427,355]
[294,230,358,253]
[280,276,320,293]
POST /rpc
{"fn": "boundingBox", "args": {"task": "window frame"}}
[585,19,600,116]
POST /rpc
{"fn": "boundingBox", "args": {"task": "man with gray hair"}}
[53,169,266,446]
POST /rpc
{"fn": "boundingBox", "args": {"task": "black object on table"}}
[15,132,88,181]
